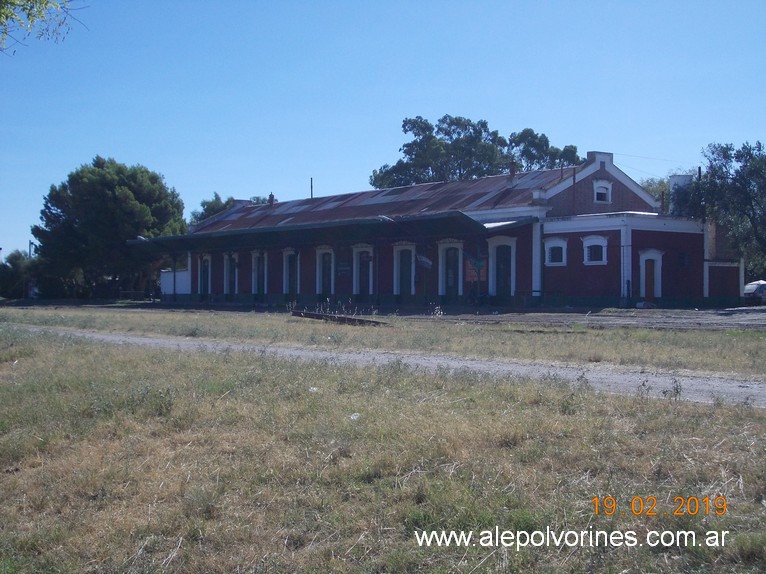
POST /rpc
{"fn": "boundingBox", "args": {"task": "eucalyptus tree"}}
[676,142,766,278]
[370,115,581,188]
[1,0,77,53]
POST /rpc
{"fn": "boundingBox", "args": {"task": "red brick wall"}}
[266,250,281,295]
[515,225,535,294]
[378,244,393,296]
[334,245,353,296]
[632,230,704,299]
[210,253,223,296]
[709,266,740,298]
[301,249,314,296]
[542,230,622,298]
[420,244,439,301]
[547,167,656,217]
[238,252,252,294]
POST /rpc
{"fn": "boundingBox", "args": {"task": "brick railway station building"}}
[138,152,742,309]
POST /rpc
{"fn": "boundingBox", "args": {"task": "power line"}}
[613,152,691,164]
[619,163,667,180]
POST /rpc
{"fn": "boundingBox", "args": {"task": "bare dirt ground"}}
[12,306,766,408]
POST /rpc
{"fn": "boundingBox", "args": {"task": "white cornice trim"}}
[464,206,548,223]
[543,213,703,234]
[543,161,600,198]
[542,157,659,209]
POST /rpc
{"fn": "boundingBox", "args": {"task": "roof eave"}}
[128,210,488,254]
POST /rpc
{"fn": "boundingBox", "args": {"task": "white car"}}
[743,280,766,304]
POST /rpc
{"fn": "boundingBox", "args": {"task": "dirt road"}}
[13,323,765,408]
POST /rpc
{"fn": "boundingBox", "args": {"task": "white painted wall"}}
[160,255,192,295]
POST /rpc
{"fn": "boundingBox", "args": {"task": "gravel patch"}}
[413,305,766,331]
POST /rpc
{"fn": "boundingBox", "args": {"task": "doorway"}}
[639,249,663,302]
[495,244,514,300]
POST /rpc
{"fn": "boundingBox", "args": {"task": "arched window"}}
[198,254,211,298]
[352,244,374,295]
[282,248,300,295]
[393,243,416,296]
[251,251,267,295]
[593,179,612,203]
[544,237,567,267]
[639,248,664,300]
[315,247,335,295]
[487,236,516,297]
[223,253,238,296]
[582,235,608,266]
[437,240,463,297]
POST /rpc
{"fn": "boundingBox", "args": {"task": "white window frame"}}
[437,239,464,297]
[639,248,664,298]
[582,235,608,266]
[593,179,613,204]
[544,237,567,267]
[223,252,239,295]
[352,244,374,295]
[282,248,300,295]
[251,250,268,295]
[487,236,516,296]
[393,243,416,296]
[198,254,212,295]
[315,246,335,295]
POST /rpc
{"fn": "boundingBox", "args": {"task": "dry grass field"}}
[1,305,765,376]
[1,307,765,573]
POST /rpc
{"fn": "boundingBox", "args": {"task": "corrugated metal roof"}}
[132,211,492,254]
[192,167,572,235]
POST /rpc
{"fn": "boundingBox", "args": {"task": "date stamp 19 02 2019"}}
[592,495,727,517]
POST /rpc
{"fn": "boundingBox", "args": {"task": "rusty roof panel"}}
[192,167,573,235]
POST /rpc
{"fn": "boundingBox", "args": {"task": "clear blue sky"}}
[2,0,764,256]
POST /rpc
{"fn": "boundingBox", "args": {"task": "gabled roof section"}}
[542,151,659,208]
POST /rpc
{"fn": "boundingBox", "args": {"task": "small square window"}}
[587,244,604,263]
[593,179,613,204]
[544,238,567,266]
[549,246,564,264]
[582,235,607,265]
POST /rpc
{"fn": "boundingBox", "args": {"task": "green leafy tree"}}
[370,116,581,188]
[676,142,766,278]
[639,177,669,201]
[190,192,237,225]
[0,0,75,53]
[371,115,511,188]
[190,193,270,225]
[31,156,186,298]
[640,171,695,213]
[0,249,31,298]
[507,128,582,170]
